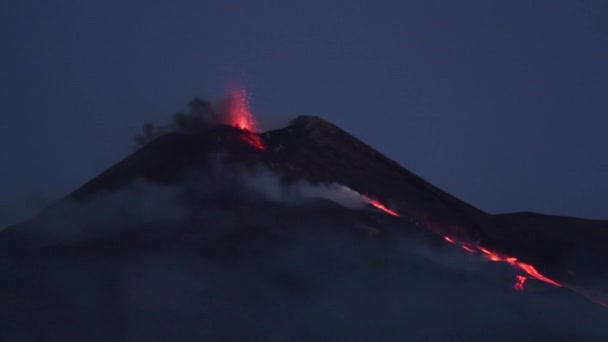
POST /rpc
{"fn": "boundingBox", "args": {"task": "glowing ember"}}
[444,236,455,244]
[514,275,527,291]
[225,86,266,150]
[369,200,400,217]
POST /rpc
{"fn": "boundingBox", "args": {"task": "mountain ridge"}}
[2,115,607,307]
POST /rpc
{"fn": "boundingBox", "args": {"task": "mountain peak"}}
[289,115,335,130]
[2,111,608,308]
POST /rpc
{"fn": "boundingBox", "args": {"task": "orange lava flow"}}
[241,131,266,150]
[225,86,266,150]
[421,215,605,306]
[462,245,475,253]
[516,262,561,287]
[514,275,527,291]
[369,200,400,217]
[445,235,562,289]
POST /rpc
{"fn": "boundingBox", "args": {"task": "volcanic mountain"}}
[1,114,607,340]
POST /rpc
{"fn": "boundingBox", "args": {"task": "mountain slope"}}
[1,115,607,340]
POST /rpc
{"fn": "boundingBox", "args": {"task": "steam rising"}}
[134,90,261,147]
[2,164,607,340]
[240,168,370,209]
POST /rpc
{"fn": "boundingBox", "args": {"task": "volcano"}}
[1,112,608,340]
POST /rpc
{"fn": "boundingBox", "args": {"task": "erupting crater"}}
[225,86,266,150]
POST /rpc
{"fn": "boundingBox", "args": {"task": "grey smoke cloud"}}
[134,93,263,147]
[1,161,607,341]
[239,166,369,209]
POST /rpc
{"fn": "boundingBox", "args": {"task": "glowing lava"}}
[369,199,400,217]
[241,130,266,151]
[445,235,562,289]
[226,87,257,131]
[514,262,561,287]
[225,86,266,150]
[364,202,563,293]
[514,275,527,291]
[462,245,475,253]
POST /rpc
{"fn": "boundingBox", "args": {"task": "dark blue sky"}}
[1,0,606,225]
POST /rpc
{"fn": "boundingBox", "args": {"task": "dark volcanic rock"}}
[1,115,607,340]
[3,116,608,294]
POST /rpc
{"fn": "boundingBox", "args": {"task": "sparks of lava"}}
[227,87,257,131]
[225,86,266,150]
[514,275,527,291]
[444,235,562,289]
[369,199,400,217]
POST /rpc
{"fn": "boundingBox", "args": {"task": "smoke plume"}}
[2,163,607,341]
[134,91,259,147]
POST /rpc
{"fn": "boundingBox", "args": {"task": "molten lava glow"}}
[227,87,257,131]
[369,200,400,217]
[515,262,561,287]
[241,131,266,150]
[443,235,562,289]
[225,86,266,150]
[462,245,475,253]
[514,275,527,291]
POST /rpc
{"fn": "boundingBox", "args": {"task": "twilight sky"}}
[1,0,606,226]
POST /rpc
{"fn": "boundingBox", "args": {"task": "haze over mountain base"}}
[2,97,607,340]
[0,161,606,341]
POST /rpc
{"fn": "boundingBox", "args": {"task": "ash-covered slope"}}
[1,115,607,340]
[4,116,608,296]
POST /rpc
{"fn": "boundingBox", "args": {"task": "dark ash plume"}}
[134,97,220,147]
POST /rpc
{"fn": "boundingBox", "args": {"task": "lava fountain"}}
[225,86,266,150]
